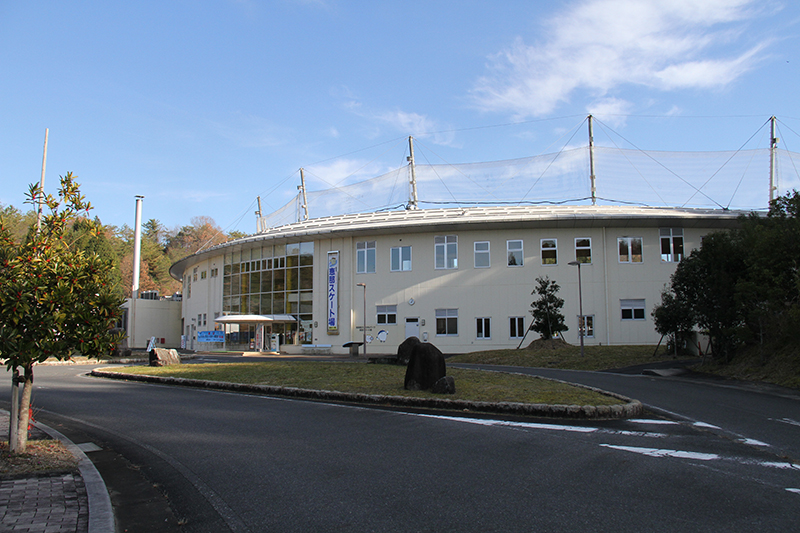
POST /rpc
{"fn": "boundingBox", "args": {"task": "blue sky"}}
[2,0,800,234]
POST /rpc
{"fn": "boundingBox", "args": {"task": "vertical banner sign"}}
[327,251,339,334]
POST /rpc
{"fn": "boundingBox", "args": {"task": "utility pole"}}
[407,136,419,210]
[588,115,597,206]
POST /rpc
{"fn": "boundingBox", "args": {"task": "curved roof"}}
[170,204,749,280]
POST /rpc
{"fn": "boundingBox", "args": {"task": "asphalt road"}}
[2,359,799,532]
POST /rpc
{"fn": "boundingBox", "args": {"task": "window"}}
[435,235,458,269]
[210,268,218,277]
[377,305,397,325]
[575,238,592,264]
[660,228,684,262]
[578,315,594,338]
[474,241,490,268]
[507,240,523,266]
[200,270,207,280]
[621,299,646,320]
[476,317,491,339]
[436,308,458,335]
[357,241,376,274]
[509,317,525,339]
[193,267,198,282]
[618,237,643,263]
[203,313,207,327]
[541,239,557,265]
[390,246,412,271]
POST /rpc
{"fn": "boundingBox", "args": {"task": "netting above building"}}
[257,145,800,232]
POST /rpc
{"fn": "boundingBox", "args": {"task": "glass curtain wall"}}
[222,242,314,346]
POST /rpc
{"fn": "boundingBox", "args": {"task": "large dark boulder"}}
[404,342,446,391]
[397,336,421,366]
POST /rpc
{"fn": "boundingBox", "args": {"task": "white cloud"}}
[471,0,775,118]
[304,158,394,188]
[374,110,457,146]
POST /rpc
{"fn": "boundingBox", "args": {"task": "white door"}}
[405,317,420,339]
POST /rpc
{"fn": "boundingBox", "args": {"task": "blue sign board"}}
[198,330,225,343]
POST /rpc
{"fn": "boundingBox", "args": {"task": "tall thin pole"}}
[131,196,144,349]
[357,283,367,355]
[588,115,596,206]
[770,116,778,203]
[255,196,263,233]
[299,168,309,221]
[407,136,419,210]
[36,128,49,231]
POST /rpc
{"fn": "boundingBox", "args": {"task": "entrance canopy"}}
[214,314,297,324]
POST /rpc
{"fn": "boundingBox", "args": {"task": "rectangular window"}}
[578,315,594,338]
[509,317,525,339]
[575,238,592,264]
[507,240,523,267]
[435,235,458,269]
[377,304,397,325]
[474,241,490,268]
[660,228,684,262]
[618,237,643,263]
[357,241,376,274]
[210,268,218,277]
[200,270,207,280]
[435,308,458,335]
[621,299,646,320]
[203,313,207,327]
[476,317,491,339]
[390,246,412,271]
[541,238,557,265]
[193,267,198,282]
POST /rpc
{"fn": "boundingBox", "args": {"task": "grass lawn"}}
[448,339,672,371]
[118,362,625,406]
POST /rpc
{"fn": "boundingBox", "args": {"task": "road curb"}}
[90,368,644,419]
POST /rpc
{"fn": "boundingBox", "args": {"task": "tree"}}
[0,173,123,452]
[652,287,695,356]
[529,276,568,340]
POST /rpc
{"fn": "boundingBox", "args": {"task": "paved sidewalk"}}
[1,411,111,533]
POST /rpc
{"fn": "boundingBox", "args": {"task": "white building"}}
[169,204,742,355]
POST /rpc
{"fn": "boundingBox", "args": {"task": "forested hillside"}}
[0,203,247,299]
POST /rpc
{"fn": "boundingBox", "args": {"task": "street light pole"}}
[356,283,367,355]
[568,261,585,357]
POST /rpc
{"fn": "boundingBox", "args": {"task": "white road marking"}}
[693,421,721,429]
[740,438,770,447]
[628,419,678,425]
[787,488,800,494]
[772,418,800,428]
[600,444,719,461]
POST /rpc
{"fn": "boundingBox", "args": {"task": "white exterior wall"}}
[122,298,182,349]
[315,226,705,353]
[170,206,739,355]
[181,257,224,350]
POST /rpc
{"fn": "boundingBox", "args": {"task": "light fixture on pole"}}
[568,261,585,357]
[356,283,367,355]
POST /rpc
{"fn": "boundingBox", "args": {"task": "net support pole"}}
[770,115,778,203]
[299,168,309,221]
[407,136,419,210]
[588,115,597,206]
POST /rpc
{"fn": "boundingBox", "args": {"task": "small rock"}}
[432,376,456,394]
